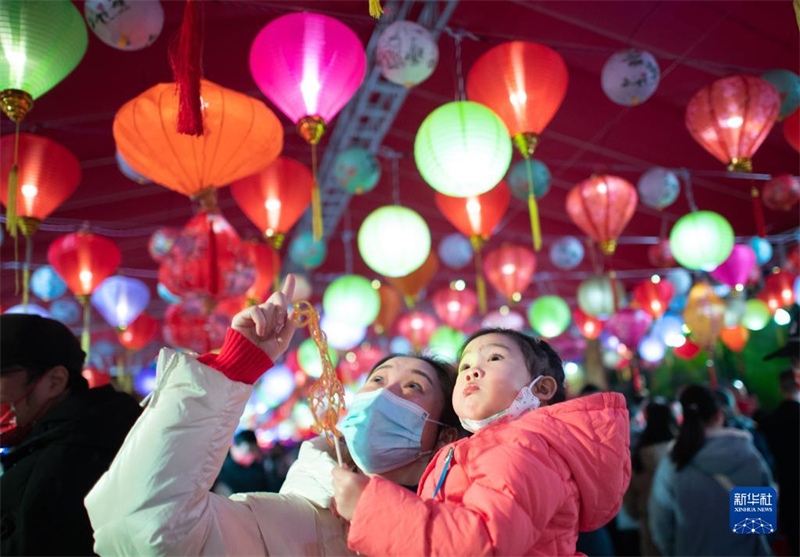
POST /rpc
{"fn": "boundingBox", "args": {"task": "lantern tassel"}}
[169,0,204,136]
[6,164,18,239]
[21,233,33,306]
[472,237,487,315]
[207,213,219,298]
[369,0,384,19]
[80,296,92,360]
[311,142,323,241]
[525,160,542,251]
[750,184,767,238]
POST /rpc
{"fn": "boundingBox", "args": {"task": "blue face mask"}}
[339,388,444,474]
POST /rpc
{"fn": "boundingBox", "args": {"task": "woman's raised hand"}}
[231,274,297,361]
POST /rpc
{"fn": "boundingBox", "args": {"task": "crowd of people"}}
[0,273,796,557]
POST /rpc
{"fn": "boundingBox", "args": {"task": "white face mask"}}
[459,376,543,433]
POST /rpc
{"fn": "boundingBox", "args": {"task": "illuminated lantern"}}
[244,241,281,305]
[685,74,780,172]
[673,339,701,360]
[147,227,178,263]
[376,21,438,88]
[116,150,151,184]
[764,270,797,308]
[761,69,800,119]
[428,326,465,363]
[297,337,339,379]
[506,160,551,202]
[637,167,680,210]
[84,0,164,51]
[231,157,313,249]
[483,243,536,303]
[133,364,157,397]
[720,325,749,352]
[431,285,478,329]
[605,308,653,350]
[724,294,748,328]
[5,303,51,318]
[288,231,327,270]
[438,233,473,269]
[652,312,686,347]
[415,101,512,198]
[340,344,383,386]
[30,265,67,302]
[566,174,637,255]
[373,283,402,335]
[550,236,584,270]
[573,307,604,340]
[163,296,240,354]
[395,310,438,351]
[114,80,283,199]
[358,205,431,278]
[481,309,525,331]
[683,283,725,351]
[388,251,439,308]
[83,366,111,389]
[319,315,366,351]
[648,239,677,268]
[633,277,674,319]
[256,365,296,408]
[49,298,80,325]
[785,109,800,152]
[666,268,693,295]
[118,312,159,351]
[749,237,773,265]
[323,275,380,329]
[741,299,771,331]
[332,148,381,195]
[670,211,734,271]
[601,49,660,106]
[577,274,626,319]
[709,244,756,289]
[528,296,571,338]
[91,276,151,330]
[762,174,800,211]
[638,334,667,363]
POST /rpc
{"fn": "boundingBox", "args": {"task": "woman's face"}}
[358,356,446,452]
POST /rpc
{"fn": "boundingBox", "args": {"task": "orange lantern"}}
[389,251,439,308]
[373,282,403,335]
[117,312,159,351]
[785,109,800,152]
[483,243,536,304]
[633,277,675,319]
[113,79,283,202]
[720,325,749,353]
[566,174,637,256]
[573,307,604,340]
[244,241,281,305]
[431,284,478,329]
[466,42,568,251]
[231,157,314,249]
[395,310,438,352]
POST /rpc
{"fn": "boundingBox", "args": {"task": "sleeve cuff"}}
[197,329,273,384]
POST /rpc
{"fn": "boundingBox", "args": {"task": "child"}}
[332,328,631,556]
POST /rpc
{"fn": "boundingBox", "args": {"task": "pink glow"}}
[710,244,756,288]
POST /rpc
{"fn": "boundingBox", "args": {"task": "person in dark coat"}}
[212,429,280,495]
[0,314,142,556]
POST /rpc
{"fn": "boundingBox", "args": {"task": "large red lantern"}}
[244,241,281,305]
[117,312,159,351]
[633,277,675,319]
[431,285,478,329]
[566,175,637,256]
[483,243,536,304]
[231,157,314,249]
[163,296,242,354]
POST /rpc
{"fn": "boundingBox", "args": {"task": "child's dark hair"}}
[458,328,567,404]
[669,384,718,471]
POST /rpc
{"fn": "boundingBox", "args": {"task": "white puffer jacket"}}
[85,348,353,556]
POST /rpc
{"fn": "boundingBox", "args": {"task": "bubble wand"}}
[291,300,345,466]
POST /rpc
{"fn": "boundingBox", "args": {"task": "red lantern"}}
[763,270,797,309]
[388,251,439,308]
[784,109,800,152]
[395,310,438,352]
[762,174,800,211]
[82,366,111,388]
[633,278,675,319]
[373,283,402,335]
[673,339,701,360]
[431,285,478,329]
[244,241,281,305]
[48,232,121,298]
[648,239,676,268]
[483,243,536,303]
[573,307,604,340]
[566,175,637,255]
[338,344,383,385]
[231,157,314,249]
[163,296,242,354]
[117,312,159,351]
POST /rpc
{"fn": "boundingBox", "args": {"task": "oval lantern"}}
[375,20,438,88]
[506,159,551,202]
[395,310,438,351]
[481,309,525,331]
[764,270,797,309]
[761,69,800,120]
[637,167,680,210]
[431,285,478,330]
[256,364,296,409]
[683,283,725,350]
[550,236,585,270]
[762,174,800,211]
[48,232,121,298]
[483,243,536,303]
[373,282,402,335]
[84,0,164,51]
[741,299,771,331]
[638,334,667,363]
[719,325,749,353]
[648,239,677,268]
[725,297,748,328]
[323,274,380,329]
[163,297,240,354]
[332,148,381,195]
[91,275,151,329]
[666,268,693,295]
[528,296,570,338]
[434,181,511,241]
[670,211,734,271]
[577,274,626,319]
[605,308,653,349]
[118,312,158,351]
[633,277,675,319]
[319,314,366,351]
[358,205,431,278]
[601,49,660,106]
[30,265,67,302]
[749,236,773,265]
[147,227,178,263]
[438,233,473,269]
[288,231,327,270]
[5,303,51,318]
[415,101,512,197]
[709,244,756,289]
[297,336,339,379]
[652,312,686,347]
[116,150,151,184]
[388,251,439,308]
[573,307,604,340]
[785,109,800,152]
[566,174,638,255]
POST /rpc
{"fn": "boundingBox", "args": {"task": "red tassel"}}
[750,184,767,238]
[169,0,204,136]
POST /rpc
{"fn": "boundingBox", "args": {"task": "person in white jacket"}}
[84,274,460,556]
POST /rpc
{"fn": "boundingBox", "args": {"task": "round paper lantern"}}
[528,295,570,338]
[719,325,749,353]
[670,211,734,271]
[481,309,525,331]
[438,233,473,269]
[30,265,67,302]
[428,326,465,363]
[566,174,638,255]
[84,0,164,51]
[115,150,151,184]
[550,236,584,270]
[395,310,438,350]
[118,312,158,351]
[91,276,150,330]
[319,314,366,351]
[762,174,800,211]
[483,243,536,302]
[48,231,122,297]
[761,69,800,119]
[5,303,51,318]
[741,299,771,331]
[665,268,693,295]
[577,274,626,319]
[49,298,80,325]
[785,109,800,152]
[373,282,402,334]
[506,159,551,201]
[605,308,653,349]
[148,227,178,263]
[648,239,677,268]
[358,205,431,278]
[415,101,512,197]
[390,335,412,355]
[652,312,686,347]
[683,283,725,350]
[256,365,296,409]
[114,80,283,198]
[231,157,314,248]
[669,293,688,313]
[749,237,773,265]
[601,49,660,106]
[633,277,675,319]
[332,148,381,195]
[340,345,383,386]
[723,294,748,328]
[685,74,780,171]
[435,181,511,241]
[709,244,756,288]
[375,20,438,88]
[297,337,339,379]
[244,241,280,305]
[163,297,239,354]
[288,231,327,270]
[573,307,604,340]
[431,285,478,329]
[637,167,680,210]
[323,275,380,329]
[638,334,667,363]
[388,251,439,307]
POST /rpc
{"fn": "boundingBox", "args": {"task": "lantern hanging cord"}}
[679,168,699,212]
[392,156,401,206]
[343,211,354,276]
[443,27,479,101]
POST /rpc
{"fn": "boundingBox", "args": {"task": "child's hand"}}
[331,465,370,521]
[231,274,297,361]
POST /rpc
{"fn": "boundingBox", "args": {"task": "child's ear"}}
[533,376,558,403]
[435,426,458,451]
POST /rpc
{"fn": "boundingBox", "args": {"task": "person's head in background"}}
[778,369,799,401]
[713,385,741,426]
[230,429,263,467]
[454,328,566,433]
[579,383,603,397]
[670,384,722,471]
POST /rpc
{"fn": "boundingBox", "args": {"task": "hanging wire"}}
[443,27,479,101]
[679,168,699,212]
[343,210,354,276]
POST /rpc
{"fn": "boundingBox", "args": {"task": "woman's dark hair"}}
[632,399,677,472]
[670,384,719,471]
[367,353,460,430]
[25,365,89,393]
[458,328,567,404]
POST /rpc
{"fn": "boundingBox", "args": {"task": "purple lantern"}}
[91,276,151,329]
[604,308,653,349]
[709,244,756,288]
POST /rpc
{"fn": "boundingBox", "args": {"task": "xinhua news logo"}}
[729,487,777,535]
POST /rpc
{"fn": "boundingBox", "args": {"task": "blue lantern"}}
[761,69,800,120]
[506,159,551,202]
[133,362,158,397]
[5,303,52,318]
[256,364,296,409]
[30,265,68,302]
[288,231,327,270]
[749,237,773,265]
[550,236,585,270]
[438,232,473,269]
[49,298,81,325]
[333,147,381,195]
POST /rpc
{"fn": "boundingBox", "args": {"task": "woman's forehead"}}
[370,356,439,385]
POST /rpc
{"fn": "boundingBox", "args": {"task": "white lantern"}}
[601,49,660,106]
[320,315,367,351]
[84,0,164,51]
[376,21,439,88]
[358,205,431,278]
[638,167,680,209]
[550,236,585,270]
[577,275,626,319]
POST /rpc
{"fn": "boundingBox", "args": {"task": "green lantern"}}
[528,295,571,338]
[428,326,465,363]
[358,205,430,278]
[0,0,88,122]
[414,100,512,197]
[669,211,734,271]
[333,147,381,195]
[297,337,339,379]
[740,299,771,331]
[322,274,380,328]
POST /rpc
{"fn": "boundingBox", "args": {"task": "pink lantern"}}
[605,308,653,350]
[709,244,756,288]
[163,296,242,354]
[395,310,438,352]
[762,174,800,211]
[431,285,478,329]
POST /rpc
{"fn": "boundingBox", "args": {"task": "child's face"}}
[454,333,532,421]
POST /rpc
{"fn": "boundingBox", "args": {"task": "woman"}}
[85,275,460,556]
[648,384,774,556]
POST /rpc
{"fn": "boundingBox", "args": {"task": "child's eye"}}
[489,353,503,361]
[458,363,471,373]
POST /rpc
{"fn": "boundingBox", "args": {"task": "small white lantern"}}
[376,21,439,88]
[601,49,660,106]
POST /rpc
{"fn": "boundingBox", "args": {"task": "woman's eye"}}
[406,382,422,391]
[370,375,384,383]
